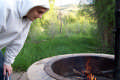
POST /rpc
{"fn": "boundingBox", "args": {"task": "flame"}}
[87,73,97,80]
[86,59,91,71]
[85,58,97,80]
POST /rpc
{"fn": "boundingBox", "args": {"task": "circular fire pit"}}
[44,53,114,80]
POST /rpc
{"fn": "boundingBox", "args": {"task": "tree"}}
[94,0,115,54]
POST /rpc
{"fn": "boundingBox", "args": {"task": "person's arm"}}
[3,22,31,76]
[4,22,31,65]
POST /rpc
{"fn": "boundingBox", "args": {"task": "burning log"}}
[73,68,82,75]
[100,70,113,74]
[73,68,96,80]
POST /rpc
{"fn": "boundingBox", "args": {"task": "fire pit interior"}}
[44,54,114,80]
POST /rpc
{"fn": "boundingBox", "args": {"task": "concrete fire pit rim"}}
[44,53,114,80]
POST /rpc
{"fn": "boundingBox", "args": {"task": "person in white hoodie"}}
[0,0,50,79]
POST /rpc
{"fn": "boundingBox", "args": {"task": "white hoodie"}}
[0,0,50,65]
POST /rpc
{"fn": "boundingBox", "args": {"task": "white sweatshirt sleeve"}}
[4,22,31,65]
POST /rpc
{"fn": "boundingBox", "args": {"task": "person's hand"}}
[3,64,13,76]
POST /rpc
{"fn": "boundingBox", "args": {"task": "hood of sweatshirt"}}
[17,0,50,17]
[0,0,50,32]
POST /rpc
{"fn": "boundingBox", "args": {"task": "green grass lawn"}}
[12,33,101,72]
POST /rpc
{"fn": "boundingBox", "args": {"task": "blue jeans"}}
[0,50,12,80]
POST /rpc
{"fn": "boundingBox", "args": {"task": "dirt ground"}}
[11,72,28,80]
